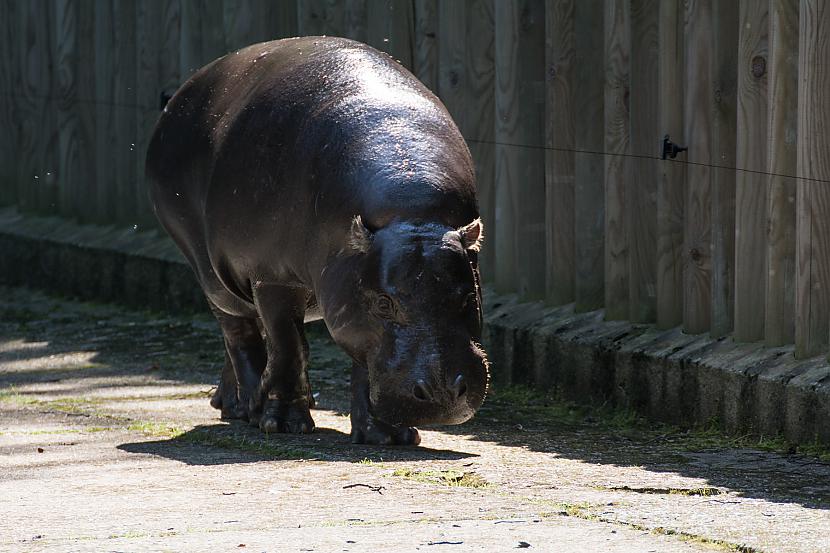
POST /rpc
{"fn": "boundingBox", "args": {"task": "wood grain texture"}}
[413,0,438,92]
[733,0,769,342]
[573,0,605,311]
[298,0,345,37]
[494,0,546,299]
[709,0,738,338]
[765,0,798,346]
[16,0,57,214]
[795,0,830,357]
[367,0,414,70]
[656,0,685,329]
[544,0,575,305]
[683,0,713,334]
[438,0,466,125]
[224,0,276,51]
[603,0,630,321]
[628,0,659,323]
[0,0,19,206]
[343,0,368,42]
[465,0,496,284]
[54,0,95,221]
[95,1,137,223]
[272,0,300,39]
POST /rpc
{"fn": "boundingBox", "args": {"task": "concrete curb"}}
[2,207,828,445]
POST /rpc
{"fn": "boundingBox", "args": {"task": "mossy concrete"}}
[2,206,828,447]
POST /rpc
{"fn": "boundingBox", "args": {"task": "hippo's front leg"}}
[252,284,316,434]
[350,362,421,446]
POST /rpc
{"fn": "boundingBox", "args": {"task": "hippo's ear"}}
[458,218,484,253]
[349,215,373,253]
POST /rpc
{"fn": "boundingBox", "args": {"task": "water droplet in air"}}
[132,224,138,231]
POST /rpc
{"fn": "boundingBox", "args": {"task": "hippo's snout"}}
[370,361,487,428]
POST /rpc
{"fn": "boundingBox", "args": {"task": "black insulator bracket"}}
[661,134,688,160]
[159,91,173,111]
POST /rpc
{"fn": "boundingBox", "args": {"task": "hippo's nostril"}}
[413,379,430,401]
[452,374,467,399]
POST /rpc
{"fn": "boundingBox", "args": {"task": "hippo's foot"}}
[350,416,421,446]
[210,381,249,420]
[258,396,316,434]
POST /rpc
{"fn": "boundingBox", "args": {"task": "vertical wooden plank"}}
[682,0,713,334]
[734,0,769,342]
[224,0,275,51]
[465,0,496,284]
[343,0,368,42]
[413,0,439,91]
[544,0,575,305]
[765,0,798,346]
[136,0,180,228]
[0,1,19,206]
[710,0,739,337]
[298,0,345,37]
[272,0,300,39]
[180,0,225,79]
[795,0,830,357]
[573,0,605,311]
[628,0,659,322]
[54,0,94,220]
[367,0,414,70]
[438,1,466,123]
[603,0,630,320]
[17,0,57,214]
[656,0,685,328]
[494,0,546,299]
[95,1,138,225]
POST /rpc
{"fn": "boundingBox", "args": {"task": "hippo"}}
[145,36,488,445]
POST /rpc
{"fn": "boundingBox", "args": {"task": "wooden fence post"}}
[16,0,57,216]
[709,0,739,338]
[765,0,798,346]
[682,0,713,334]
[544,0,575,305]
[656,0,685,329]
[795,0,830,358]
[494,0,546,299]
[628,0,659,323]
[573,0,605,311]
[733,0,769,342]
[413,0,438,92]
[367,0,414,70]
[465,0,496,284]
[603,0,631,320]
[0,0,18,207]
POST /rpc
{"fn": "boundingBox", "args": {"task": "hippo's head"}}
[321,216,489,427]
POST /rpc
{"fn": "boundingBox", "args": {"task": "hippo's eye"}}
[374,294,397,320]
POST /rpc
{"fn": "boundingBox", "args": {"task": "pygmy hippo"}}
[145,37,489,445]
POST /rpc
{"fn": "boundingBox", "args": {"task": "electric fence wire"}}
[1,90,827,186]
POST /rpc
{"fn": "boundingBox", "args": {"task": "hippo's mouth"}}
[369,391,481,428]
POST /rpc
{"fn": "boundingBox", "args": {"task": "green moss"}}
[390,467,490,488]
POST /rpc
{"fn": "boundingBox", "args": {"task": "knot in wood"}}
[449,70,459,87]
[751,56,766,78]
[689,247,703,263]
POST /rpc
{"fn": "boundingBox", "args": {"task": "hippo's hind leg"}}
[209,351,245,419]
[208,302,267,421]
[350,362,421,446]
[252,284,315,434]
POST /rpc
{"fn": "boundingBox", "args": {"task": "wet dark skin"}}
[146,37,489,445]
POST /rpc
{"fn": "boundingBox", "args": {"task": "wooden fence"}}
[1,0,829,359]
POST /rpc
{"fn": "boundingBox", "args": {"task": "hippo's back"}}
[146,36,477,311]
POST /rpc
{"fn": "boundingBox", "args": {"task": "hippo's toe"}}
[258,397,315,435]
[350,417,421,446]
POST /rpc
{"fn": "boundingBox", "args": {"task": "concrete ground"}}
[1,286,828,553]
